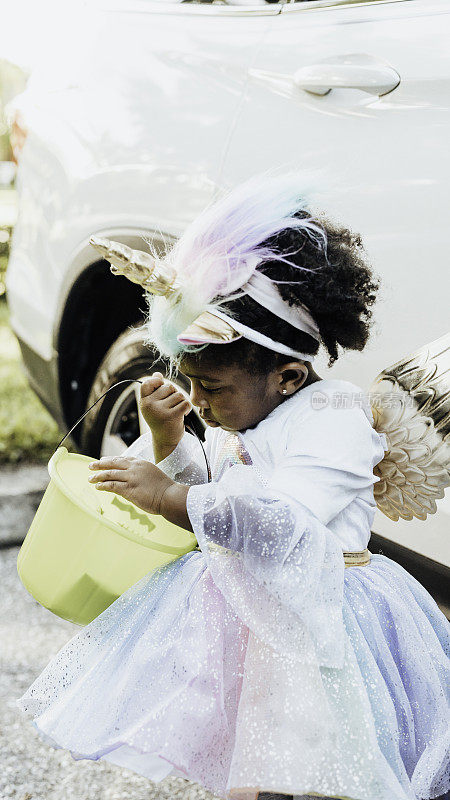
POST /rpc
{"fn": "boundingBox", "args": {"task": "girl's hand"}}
[140,372,192,453]
[88,456,173,516]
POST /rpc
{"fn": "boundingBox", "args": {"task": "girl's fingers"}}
[143,372,165,387]
[165,392,191,409]
[89,457,131,470]
[94,481,125,493]
[140,373,174,397]
[153,383,178,401]
[88,469,128,483]
[174,399,192,416]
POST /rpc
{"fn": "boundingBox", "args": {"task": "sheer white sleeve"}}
[186,464,347,669]
[123,429,209,486]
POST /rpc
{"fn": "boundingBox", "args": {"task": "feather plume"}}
[143,170,327,359]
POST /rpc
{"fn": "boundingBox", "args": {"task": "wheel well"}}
[58,260,146,446]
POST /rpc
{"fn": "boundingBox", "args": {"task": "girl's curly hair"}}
[183,210,381,375]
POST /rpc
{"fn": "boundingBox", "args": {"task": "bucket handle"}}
[54,379,212,482]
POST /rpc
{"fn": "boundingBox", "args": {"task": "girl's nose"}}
[189,383,209,410]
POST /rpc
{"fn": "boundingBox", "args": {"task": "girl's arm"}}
[124,429,210,486]
[122,372,210,486]
[159,481,191,530]
[88,457,191,530]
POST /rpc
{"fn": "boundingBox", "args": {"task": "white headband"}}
[177,259,321,362]
[241,270,321,342]
[203,268,321,361]
[205,307,317,362]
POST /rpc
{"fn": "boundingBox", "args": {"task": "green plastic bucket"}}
[17,446,198,626]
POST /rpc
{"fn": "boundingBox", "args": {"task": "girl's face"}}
[179,354,312,432]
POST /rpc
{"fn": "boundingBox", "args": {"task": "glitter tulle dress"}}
[16,379,450,800]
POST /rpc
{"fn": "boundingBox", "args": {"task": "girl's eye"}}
[200,383,221,394]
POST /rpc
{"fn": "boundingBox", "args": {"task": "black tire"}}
[80,325,204,458]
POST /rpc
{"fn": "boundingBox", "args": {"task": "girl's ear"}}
[277,362,309,395]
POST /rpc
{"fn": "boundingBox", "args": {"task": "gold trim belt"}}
[343,548,371,567]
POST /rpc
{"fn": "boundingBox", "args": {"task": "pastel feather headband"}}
[90,172,326,362]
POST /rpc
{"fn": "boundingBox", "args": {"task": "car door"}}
[218,0,450,566]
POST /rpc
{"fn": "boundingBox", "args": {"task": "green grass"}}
[0,299,62,464]
[0,225,11,298]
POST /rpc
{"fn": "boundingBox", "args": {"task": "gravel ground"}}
[0,545,219,800]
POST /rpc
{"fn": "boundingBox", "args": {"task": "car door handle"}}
[294,54,400,97]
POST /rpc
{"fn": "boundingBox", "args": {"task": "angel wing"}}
[368,331,450,522]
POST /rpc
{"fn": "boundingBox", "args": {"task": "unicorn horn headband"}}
[89,237,180,296]
[90,172,328,362]
[89,236,321,362]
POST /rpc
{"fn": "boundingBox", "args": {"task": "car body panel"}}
[221,0,450,386]
[7,3,276,359]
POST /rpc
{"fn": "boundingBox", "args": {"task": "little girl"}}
[17,173,450,800]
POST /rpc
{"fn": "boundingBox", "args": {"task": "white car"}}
[6,0,450,592]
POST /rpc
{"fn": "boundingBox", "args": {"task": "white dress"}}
[16,379,450,800]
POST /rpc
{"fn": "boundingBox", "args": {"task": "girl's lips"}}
[200,413,215,422]
[204,419,237,431]
[200,415,235,429]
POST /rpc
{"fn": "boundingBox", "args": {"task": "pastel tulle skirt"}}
[16,552,450,800]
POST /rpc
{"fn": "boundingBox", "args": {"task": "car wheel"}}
[80,325,204,458]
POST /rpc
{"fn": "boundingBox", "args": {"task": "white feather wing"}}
[368,332,450,522]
